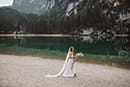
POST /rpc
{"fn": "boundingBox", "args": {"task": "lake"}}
[0,36,130,66]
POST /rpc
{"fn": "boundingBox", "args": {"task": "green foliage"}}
[0,0,130,34]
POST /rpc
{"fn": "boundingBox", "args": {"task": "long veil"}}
[45,48,70,77]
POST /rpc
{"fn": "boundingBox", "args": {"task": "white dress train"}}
[62,59,75,77]
[45,48,75,78]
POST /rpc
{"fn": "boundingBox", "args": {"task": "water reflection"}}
[0,36,130,61]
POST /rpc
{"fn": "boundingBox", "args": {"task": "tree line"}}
[0,0,130,34]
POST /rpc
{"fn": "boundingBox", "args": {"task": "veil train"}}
[45,48,70,77]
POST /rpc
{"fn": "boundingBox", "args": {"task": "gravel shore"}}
[0,54,130,87]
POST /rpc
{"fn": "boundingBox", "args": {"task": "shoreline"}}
[0,34,74,37]
[0,54,130,87]
[0,34,129,37]
[0,51,130,69]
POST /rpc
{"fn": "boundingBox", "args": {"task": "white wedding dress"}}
[62,58,75,77]
[45,48,75,77]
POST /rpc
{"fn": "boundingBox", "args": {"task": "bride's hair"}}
[70,47,74,52]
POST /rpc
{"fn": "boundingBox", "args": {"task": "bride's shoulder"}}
[69,51,73,53]
[69,52,73,55]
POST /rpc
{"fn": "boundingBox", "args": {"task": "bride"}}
[45,47,84,78]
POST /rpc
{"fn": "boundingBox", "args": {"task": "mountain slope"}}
[11,0,47,15]
[1,0,129,34]
[0,7,28,33]
[11,0,84,15]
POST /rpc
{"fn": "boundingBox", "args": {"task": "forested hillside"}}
[0,0,130,35]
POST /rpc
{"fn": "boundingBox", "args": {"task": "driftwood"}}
[120,15,130,21]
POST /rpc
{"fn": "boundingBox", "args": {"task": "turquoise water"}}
[0,36,130,62]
